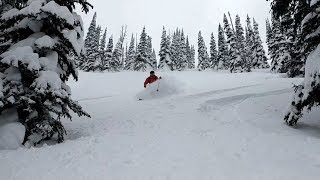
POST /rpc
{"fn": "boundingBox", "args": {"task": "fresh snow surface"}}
[1,70,320,180]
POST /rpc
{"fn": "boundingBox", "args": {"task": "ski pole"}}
[157,81,160,91]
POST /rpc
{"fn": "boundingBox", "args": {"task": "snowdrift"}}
[0,122,25,150]
[136,76,184,100]
[0,109,25,150]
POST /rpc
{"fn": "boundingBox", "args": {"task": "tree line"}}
[78,12,269,73]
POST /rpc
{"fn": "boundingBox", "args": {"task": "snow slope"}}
[1,70,320,180]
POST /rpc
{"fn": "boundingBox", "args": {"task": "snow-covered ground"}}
[1,70,320,180]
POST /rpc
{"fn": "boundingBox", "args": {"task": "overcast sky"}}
[77,0,271,58]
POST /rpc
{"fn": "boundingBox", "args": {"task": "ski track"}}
[182,84,262,100]
[198,88,293,113]
[1,71,320,180]
[76,95,115,102]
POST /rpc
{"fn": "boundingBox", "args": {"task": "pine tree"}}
[92,25,102,71]
[210,33,218,70]
[186,36,191,68]
[266,18,273,58]
[244,26,252,71]
[0,0,92,145]
[190,45,196,69]
[178,30,188,71]
[270,17,291,73]
[235,15,250,72]
[282,0,320,125]
[217,24,229,69]
[224,14,243,73]
[82,14,101,72]
[84,12,97,54]
[246,15,255,68]
[150,49,157,70]
[186,36,194,69]
[146,36,156,69]
[124,34,135,70]
[134,27,152,71]
[282,11,304,77]
[170,29,181,70]
[252,18,269,69]
[79,12,97,70]
[119,27,127,70]
[158,27,173,70]
[110,39,122,72]
[99,28,107,71]
[110,27,127,71]
[197,31,210,71]
[103,36,113,71]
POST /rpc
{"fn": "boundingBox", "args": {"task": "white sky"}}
[76,0,271,58]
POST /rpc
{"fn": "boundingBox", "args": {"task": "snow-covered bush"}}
[0,0,92,145]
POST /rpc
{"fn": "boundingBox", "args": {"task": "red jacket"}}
[144,75,158,87]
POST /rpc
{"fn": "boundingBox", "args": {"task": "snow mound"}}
[0,122,25,150]
[136,76,184,100]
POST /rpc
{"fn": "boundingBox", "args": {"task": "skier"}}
[144,71,161,88]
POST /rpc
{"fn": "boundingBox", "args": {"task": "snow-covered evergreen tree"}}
[270,17,291,73]
[235,15,250,72]
[158,27,173,71]
[110,27,126,72]
[124,34,135,71]
[0,0,91,145]
[134,27,152,71]
[99,28,107,71]
[82,13,101,72]
[224,14,243,73]
[150,49,157,70]
[146,36,156,69]
[146,36,156,70]
[170,29,181,70]
[210,33,218,70]
[251,19,269,69]
[110,38,123,72]
[269,0,311,78]
[186,36,195,69]
[190,45,196,69]
[282,0,320,125]
[84,12,97,52]
[217,24,229,69]
[78,12,96,70]
[178,30,188,71]
[282,11,305,77]
[103,36,113,71]
[246,15,255,66]
[266,18,273,59]
[197,31,210,71]
[92,25,102,71]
